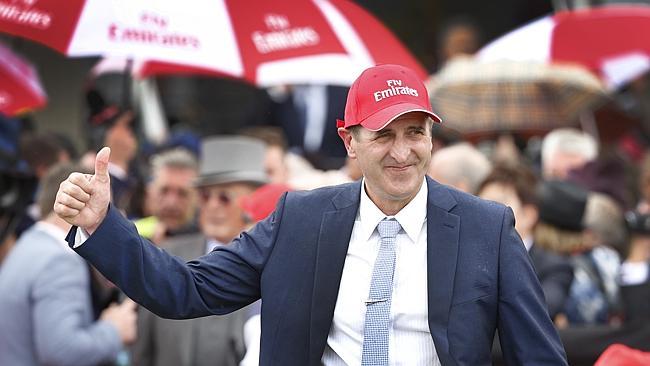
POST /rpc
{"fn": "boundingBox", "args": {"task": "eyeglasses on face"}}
[198,188,235,205]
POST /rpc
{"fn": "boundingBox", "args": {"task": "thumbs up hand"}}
[55,147,112,234]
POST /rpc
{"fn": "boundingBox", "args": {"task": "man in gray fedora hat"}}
[130,135,268,366]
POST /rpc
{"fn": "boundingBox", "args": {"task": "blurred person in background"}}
[428,142,492,194]
[433,15,481,70]
[0,116,36,262]
[83,89,139,213]
[267,84,349,170]
[20,132,71,179]
[564,191,625,326]
[535,180,623,326]
[541,128,598,180]
[16,132,71,234]
[130,136,268,366]
[478,164,573,319]
[239,125,361,190]
[134,148,199,245]
[238,126,291,185]
[0,162,137,366]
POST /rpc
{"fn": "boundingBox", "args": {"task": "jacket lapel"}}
[308,181,361,365]
[425,177,459,365]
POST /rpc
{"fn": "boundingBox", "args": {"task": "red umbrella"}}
[478,5,650,89]
[0,42,46,116]
[90,0,427,86]
[0,0,245,75]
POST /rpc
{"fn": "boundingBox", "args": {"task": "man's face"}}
[479,182,537,238]
[265,145,288,184]
[148,166,198,231]
[543,151,588,180]
[198,182,257,243]
[340,112,433,207]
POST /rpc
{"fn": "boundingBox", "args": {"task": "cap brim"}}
[360,102,442,131]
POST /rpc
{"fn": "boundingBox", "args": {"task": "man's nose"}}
[389,138,410,162]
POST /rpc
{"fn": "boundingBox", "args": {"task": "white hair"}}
[541,128,598,168]
[429,142,492,194]
[150,148,199,179]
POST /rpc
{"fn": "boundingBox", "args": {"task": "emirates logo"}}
[252,13,320,54]
[0,0,50,29]
[373,80,419,102]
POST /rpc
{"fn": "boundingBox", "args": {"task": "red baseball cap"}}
[337,64,442,131]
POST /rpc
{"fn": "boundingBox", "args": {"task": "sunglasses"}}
[198,188,235,205]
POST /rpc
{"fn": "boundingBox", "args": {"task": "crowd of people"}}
[1,62,650,365]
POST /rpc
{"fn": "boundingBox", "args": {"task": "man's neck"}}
[364,182,422,217]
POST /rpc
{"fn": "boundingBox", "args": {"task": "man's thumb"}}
[94,147,111,182]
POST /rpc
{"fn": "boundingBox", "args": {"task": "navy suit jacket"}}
[69,178,567,365]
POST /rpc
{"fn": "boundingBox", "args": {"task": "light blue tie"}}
[362,218,401,366]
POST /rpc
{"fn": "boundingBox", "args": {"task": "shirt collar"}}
[522,235,533,251]
[205,239,226,254]
[358,177,428,243]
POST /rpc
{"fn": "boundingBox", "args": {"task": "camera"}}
[624,211,650,235]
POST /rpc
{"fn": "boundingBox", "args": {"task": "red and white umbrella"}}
[0,0,246,76]
[477,5,650,89]
[0,42,46,116]
[1,0,426,86]
[90,0,427,86]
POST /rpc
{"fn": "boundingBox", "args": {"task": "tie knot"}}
[377,218,401,240]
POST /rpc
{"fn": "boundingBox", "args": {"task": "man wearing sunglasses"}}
[56,64,566,365]
[130,136,268,366]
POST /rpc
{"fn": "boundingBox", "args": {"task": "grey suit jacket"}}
[0,223,121,366]
[130,233,247,366]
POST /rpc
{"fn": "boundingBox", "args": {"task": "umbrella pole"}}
[121,58,133,110]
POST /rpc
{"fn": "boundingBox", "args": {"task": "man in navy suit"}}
[55,64,567,365]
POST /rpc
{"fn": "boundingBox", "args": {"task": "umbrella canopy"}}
[0,0,240,72]
[0,42,47,116]
[427,57,606,135]
[478,5,650,89]
[89,0,426,86]
[0,0,426,86]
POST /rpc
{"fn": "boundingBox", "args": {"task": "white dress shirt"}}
[321,178,439,365]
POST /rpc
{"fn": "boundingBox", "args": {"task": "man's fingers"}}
[54,202,80,218]
[67,172,93,194]
[60,181,91,202]
[94,147,111,183]
[57,191,86,210]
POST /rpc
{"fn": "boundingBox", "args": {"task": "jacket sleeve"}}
[32,252,122,366]
[496,207,568,365]
[70,195,286,319]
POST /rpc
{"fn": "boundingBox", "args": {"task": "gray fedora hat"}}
[195,136,268,187]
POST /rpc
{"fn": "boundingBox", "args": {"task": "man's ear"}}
[337,127,356,158]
